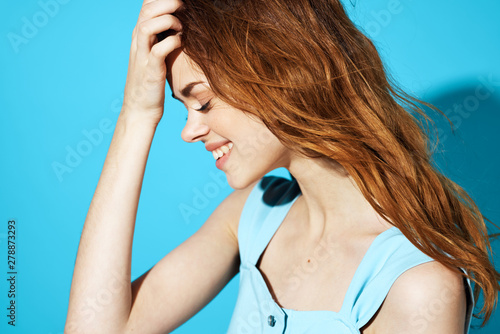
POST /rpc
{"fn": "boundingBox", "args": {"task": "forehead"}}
[166,50,207,99]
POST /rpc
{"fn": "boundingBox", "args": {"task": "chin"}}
[226,175,252,190]
[225,171,263,191]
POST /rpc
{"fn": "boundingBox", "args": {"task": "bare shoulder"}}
[369,261,467,334]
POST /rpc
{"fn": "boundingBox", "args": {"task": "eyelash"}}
[195,100,212,112]
[185,100,213,120]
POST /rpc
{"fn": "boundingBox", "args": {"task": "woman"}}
[65,0,499,333]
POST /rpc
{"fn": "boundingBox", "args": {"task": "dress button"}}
[268,315,276,327]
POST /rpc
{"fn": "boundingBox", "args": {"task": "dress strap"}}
[237,176,301,266]
[339,227,435,328]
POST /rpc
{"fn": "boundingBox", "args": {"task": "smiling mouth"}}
[212,142,233,160]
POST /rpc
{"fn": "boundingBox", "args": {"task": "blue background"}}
[1,0,499,333]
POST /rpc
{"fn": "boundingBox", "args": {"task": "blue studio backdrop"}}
[1,0,499,333]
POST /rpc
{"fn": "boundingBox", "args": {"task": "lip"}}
[215,147,232,170]
[205,141,232,152]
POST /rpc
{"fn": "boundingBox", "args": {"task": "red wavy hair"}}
[175,0,499,325]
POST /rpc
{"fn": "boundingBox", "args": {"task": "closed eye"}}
[195,100,212,112]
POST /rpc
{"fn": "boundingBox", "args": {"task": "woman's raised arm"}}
[65,1,243,333]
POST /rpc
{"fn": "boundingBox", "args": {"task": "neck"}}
[285,154,391,239]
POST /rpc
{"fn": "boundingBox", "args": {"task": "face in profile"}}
[166,50,291,189]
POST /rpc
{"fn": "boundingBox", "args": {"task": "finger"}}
[136,14,182,58]
[147,33,182,72]
[137,0,183,25]
[132,0,183,54]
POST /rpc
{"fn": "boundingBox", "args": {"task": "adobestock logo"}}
[51,93,123,183]
[178,171,229,224]
[7,0,72,54]
[432,74,500,152]
[64,270,129,334]
[362,0,411,37]
[51,119,114,182]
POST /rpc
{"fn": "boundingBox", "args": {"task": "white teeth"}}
[211,142,233,160]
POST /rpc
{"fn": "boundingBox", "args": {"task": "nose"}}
[181,110,210,143]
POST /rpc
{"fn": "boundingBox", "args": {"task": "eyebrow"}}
[171,81,205,101]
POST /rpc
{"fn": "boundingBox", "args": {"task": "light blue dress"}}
[227,176,474,333]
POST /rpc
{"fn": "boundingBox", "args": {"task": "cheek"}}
[234,132,287,175]
[252,127,283,156]
[208,108,234,133]
[233,126,276,161]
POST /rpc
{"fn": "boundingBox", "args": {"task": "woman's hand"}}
[122,0,183,125]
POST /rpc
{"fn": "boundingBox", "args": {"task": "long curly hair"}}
[175,0,499,325]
